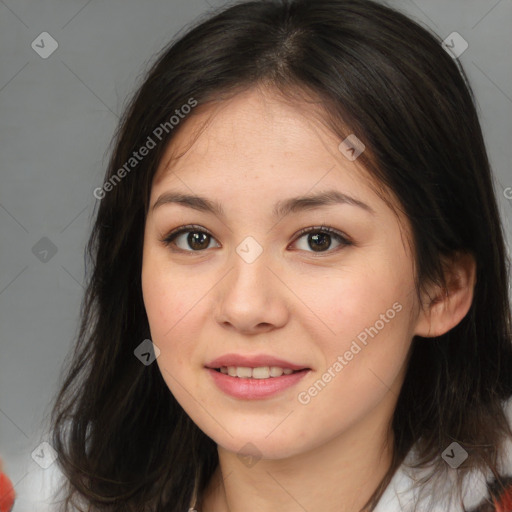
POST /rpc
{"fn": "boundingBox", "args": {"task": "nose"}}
[214,249,289,335]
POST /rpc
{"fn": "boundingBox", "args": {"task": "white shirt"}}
[374,397,512,512]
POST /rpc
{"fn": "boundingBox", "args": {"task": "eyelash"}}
[160,224,352,255]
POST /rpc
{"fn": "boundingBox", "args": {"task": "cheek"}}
[142,262,183,355]
[294,259,412,345]
[142,271,197,393]
[141,257,211,378]
[142,244,191,333]
[292,281,413,437]
[290,251,417,409]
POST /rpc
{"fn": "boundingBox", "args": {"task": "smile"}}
[215,366,300,379]
[207,367,311,399]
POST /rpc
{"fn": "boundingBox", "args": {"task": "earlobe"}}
[414,252,477,338]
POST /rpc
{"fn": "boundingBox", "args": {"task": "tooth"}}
[236,366,253,378]
[252,366,270,379]
[221,366,297,378]
[270,366,284,377]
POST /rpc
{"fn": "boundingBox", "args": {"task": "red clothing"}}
[0,470,15,512]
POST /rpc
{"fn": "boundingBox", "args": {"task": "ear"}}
[414,251,477,338]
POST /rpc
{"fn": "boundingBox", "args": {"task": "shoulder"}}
[375,396,512,512]
[11,459,65,512]
[466,397,512,512]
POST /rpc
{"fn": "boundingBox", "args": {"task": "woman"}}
[47,1,512,510]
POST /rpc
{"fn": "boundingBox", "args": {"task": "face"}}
[141,86,422,460]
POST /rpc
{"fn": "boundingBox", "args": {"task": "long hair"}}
[47,1,512,510]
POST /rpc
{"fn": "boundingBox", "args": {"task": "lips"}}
[205,353,310,371]
[207,366,311,399]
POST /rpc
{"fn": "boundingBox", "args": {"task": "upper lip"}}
[206,354,309,371]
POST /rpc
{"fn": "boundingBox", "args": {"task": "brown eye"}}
[292,226,352,253]
[162,225,219,252]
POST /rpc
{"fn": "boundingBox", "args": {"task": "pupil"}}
[189,232,209,250]
[309,233,331,251]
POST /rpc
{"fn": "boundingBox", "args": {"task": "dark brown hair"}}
[45,0,512,510]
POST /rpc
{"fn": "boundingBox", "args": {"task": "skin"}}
[141,85,476,512]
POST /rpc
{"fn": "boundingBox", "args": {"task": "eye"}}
[291,225,352,254]
[161,224,219,252]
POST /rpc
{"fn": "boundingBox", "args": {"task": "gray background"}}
[0,0,511,509]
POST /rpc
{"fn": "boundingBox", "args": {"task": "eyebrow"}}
[151,189,375,218]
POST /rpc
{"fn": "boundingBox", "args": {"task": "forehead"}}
[153,87,373,191]
[150,87,403,228]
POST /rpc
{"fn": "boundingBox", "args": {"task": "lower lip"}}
[206,368,311,400]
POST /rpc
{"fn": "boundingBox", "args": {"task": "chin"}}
[209,430,307,461]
